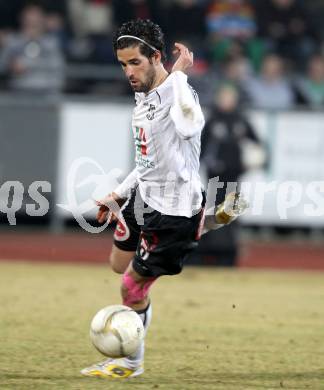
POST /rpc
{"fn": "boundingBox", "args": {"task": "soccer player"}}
[81,19,246,379]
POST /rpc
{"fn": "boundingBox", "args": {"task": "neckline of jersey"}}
[136,72,173,101]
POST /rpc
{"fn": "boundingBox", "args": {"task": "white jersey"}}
[114,71,205,217]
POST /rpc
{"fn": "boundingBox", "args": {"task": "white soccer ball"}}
[89,305,144,358]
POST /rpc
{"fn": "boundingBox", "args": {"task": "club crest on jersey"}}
[146,104,156,120]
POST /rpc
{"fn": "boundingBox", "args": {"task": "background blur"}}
[1,0,324,269]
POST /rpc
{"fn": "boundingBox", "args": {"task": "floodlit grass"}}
[0,261,323,389]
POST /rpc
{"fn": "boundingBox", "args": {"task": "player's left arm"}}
[170,43,205,139]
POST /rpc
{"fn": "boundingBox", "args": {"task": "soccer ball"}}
[89,305,144,358]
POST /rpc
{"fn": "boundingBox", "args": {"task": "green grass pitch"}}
[0,261,324,389]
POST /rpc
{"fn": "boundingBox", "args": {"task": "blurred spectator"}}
[254,0,319,68]
[205,0,263,69]
[190,54,253,107]
[0,0,68,31]
[219,56,252,104]
[198,85,264,266]
[45,9,69,54]
[201,85,262,184]
[295,55,324,108]
[0,4,65,93]
[68,0,114,63]
[206,0,256,39]
[69,0,112,36]
[243,54,294,109]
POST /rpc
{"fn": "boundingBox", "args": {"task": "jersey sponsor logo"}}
[134,126,155,169]
[114,220,130,241]
[135,126,147,156]
[136,155,155,168]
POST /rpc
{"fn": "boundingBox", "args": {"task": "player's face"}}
[117,46,157,93]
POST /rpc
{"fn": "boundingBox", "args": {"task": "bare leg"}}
[120,263,156,368]
[109,244,135,274]
[121,263,155,311]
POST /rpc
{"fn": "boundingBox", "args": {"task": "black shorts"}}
[113,189,205,277]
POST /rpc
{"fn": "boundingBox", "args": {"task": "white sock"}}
[125,303,152,368]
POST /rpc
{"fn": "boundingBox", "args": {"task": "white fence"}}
[53,103,324,228]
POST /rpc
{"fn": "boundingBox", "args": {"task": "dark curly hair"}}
[113,19,167,63]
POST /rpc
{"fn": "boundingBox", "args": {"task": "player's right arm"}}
[114,168,137,199]
[96,168,137,223]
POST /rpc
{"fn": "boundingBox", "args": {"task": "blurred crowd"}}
[0,0,324,108]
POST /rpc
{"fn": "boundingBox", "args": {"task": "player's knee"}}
[121,271,156,307]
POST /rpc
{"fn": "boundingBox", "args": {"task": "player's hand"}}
[95,192,125,224]
[171,43,193,74]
